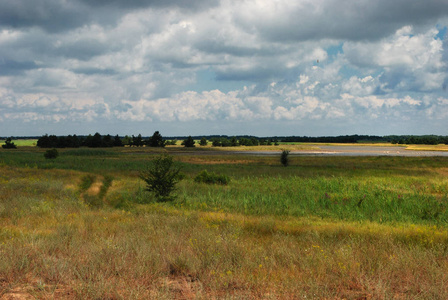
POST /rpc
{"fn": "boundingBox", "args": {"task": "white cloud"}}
[0,1,447,135]
[344,26,446,92]
[342,76,379,96]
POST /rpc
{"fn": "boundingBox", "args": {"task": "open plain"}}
[0,143,447,299]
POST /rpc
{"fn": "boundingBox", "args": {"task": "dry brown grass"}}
[2,196,447,299]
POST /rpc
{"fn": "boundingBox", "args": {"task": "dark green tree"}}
[113,135,123,147]
[230,136,238,146]
[122,135,132,146]
[199,137,207,146]
[2,137,17,149]
[67,135,81,148]
[139,154,183,202]
[90,132,103,147]
[280,150,290,167]
[147,131,165,147]
[132,134,144,147]
[182,136,196,147]
[251,138,259,146]
[103,134,114,147]
[37,134,50,148]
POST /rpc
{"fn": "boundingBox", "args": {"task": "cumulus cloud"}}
[0,0,447,135]
[232,0,448,42]
[344,26,446,92]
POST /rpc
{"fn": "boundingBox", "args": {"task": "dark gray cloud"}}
[78,0,219,10]
[0,0,89,32]
[72,67,117,76]
[54,39,113,61]
[0,59,38,75]
[0,0,218,32]
[235,0,448,42]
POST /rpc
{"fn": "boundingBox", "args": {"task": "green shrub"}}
[280,150,290,167]
[44,148,59,159]
[194,170,230,185]
[182,136,196,147]
[2,137,17,149]
[139,154,183,202]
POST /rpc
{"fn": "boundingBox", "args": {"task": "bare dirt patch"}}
[86,181,103,196]
[157,276,203,299]
[1,287,35,300]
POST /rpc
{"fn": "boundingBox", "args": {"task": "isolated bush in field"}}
[199,137,207,146]
[2,137,17,149]
[139,154,183,202]
[44,148,59,159]
[194,170,230,185]
[280,150,290,167]
[147,130,166,147]
[182,136,196,147]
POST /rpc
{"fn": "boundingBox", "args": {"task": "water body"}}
[238,146,448,157]
[315,146,448,157]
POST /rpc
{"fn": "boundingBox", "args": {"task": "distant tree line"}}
[37,131,166,148]
[37,133,122,148]
[210,137,279,147]
[387,135,448,145]
[280,135,384,143]
[34,133,448,148]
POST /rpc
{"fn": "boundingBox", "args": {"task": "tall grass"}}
[179,174,448,225]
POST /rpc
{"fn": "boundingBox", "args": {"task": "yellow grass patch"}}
[85,181,102,196]
[405,144,448,151]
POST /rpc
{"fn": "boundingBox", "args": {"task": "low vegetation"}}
[44,148,59,159]
[0,144,447,298]
[1,137,17,149]
[194,170,231,185]
[280,149,290,167]
[139,154,183,202]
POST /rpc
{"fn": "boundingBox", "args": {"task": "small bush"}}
[280,150,290,167]
[139,154,183,202]
[79,174,95,192]
[199,137,207,146]
[194,170,230,185]
[2,137,17,149]
[44,148,59,159]
[182,136,196,147]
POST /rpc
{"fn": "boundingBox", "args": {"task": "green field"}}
[1,146,447,298]
[0,139,38,147]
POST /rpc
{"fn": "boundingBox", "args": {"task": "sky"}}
[1,0,448,137]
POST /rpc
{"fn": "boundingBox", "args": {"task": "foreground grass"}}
[1,148,448,298]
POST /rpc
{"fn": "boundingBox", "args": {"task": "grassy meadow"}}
[1,145,448,299]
